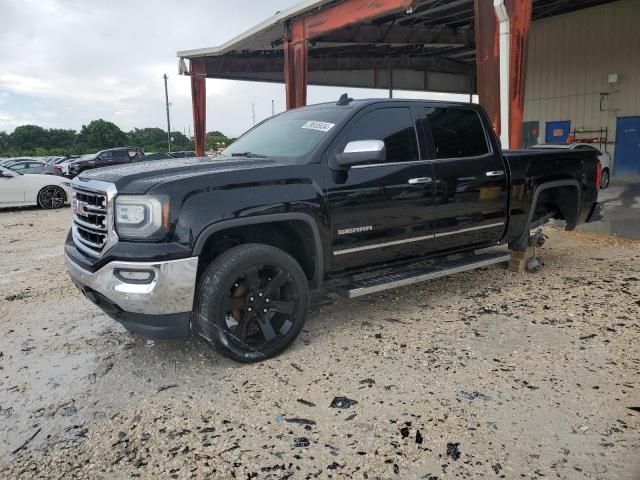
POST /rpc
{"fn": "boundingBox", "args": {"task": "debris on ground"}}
[0,211,638,478]
[5,288,31,301]
[157,384,178,393]
[11,428,40,455]
[285,417,316,426]
[330,396,358,409]
[293,437,310,447]
[446,442,461,461]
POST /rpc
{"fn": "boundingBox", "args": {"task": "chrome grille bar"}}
[70,179,118,258]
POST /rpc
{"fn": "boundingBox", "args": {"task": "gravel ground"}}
[0,207,638,479]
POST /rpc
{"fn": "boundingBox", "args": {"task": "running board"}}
[336,251,511,299]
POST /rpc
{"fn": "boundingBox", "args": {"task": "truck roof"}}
[301,97,482,111]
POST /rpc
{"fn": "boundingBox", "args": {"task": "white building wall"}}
[524,0,640,162]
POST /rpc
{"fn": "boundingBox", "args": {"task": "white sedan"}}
[0,166,71,209]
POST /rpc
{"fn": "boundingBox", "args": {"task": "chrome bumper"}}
[65,254,198,315]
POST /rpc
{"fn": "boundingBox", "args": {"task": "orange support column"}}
[506,0,532,149]
[474,0,500,135]
[284,21,308,110]
[190,58,206,156]
[283,0,412,111]
[474,0,531,148]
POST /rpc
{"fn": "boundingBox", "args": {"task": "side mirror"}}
[334,140,386,168]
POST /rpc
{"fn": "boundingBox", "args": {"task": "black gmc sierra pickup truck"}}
[65,97,602,362]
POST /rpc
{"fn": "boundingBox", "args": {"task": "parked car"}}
[4,159,66,176]
[4,160,47,174]
[530,143,612,188]
[1,157,35,167]
[138,152,177,162]
[170,151,197,158]
[65,98,601,362]
[0,166,71,209]
[48,155,80,165]
[63,147,145,177]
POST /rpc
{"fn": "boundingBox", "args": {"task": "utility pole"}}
[271,99,275,116]
[252,102,256,126]
[163,74,172,153]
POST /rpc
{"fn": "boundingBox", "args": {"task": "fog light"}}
[114,269,154,284]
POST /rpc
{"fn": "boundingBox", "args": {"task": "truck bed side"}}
[503,149,599,246]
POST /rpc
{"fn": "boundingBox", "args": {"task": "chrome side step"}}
[336,251,511,299]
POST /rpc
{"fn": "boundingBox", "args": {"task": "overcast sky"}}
[0,0,472,138]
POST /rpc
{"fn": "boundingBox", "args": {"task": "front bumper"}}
[65,253,198,338]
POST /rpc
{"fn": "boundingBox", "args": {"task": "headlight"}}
[114,195,169,239]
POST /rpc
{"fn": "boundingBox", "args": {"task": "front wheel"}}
[600,169,610,189]
[194,244,310,363]
[37,186,66,209]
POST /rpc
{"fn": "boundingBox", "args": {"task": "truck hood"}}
[76,156,283,193]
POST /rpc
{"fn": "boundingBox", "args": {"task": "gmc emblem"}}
[72,198,88,216]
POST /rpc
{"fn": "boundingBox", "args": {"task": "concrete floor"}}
[578,176,640,239]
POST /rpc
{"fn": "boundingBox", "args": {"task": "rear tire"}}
[600,169,610,189]
[37,186,66,209]
[193,243,310,363]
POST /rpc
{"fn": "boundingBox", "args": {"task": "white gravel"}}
[0,207,639,479]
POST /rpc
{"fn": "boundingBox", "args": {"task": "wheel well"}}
[197,221,318,284]
[531,185,580,228]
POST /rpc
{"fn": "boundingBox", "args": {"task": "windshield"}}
[222,106,349,161]
[78,153,97,160]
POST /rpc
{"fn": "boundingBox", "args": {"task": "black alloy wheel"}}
[37,186,66,209]
[194,244,310,362]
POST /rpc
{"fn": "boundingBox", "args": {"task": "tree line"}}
[0,119,233,157]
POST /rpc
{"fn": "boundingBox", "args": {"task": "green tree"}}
[170,131,193,150]
[205,131,231,151]
[0,122,227,157]
[9,125,49,152]
[0,131,9,153]
[128,127,168,151]
[46,128,77,151]
[76,119,128,151]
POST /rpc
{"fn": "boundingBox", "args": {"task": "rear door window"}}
[344,107,419,163]
[421,107,489,159]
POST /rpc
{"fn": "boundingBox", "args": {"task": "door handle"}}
[486,170,505,177]
[408,177,432,185]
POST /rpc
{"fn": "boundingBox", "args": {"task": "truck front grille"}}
[71,182,117,257]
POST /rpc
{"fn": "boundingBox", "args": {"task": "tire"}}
[600,169,610,189]
[193,243,310,363]
[37,186,66,209]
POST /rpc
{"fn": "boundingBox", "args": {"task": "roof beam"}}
[291,0,413,42]
[204,54,474,76]
[317,24,474,46]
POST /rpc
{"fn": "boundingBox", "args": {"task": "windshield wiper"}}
[230,152,268,158]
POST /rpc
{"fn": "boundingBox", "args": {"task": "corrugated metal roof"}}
[176,0,334,59]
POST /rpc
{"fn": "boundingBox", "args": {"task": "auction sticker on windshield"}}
[302,121,335,132]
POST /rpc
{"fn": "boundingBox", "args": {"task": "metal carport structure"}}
[177,0,617,156]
